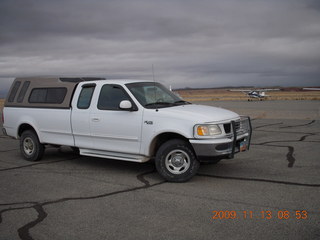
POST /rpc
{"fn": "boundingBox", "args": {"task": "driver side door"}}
[90,84,143,154]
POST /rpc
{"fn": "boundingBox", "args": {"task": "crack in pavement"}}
[197,173,320,187]
[0,169,166,240]
[197,120,320,189]
[0,136,14,139]
[298,133,317,141]
[254,130,320,143]
[253,135,319,168]
[17,204,47,240]
[0,157,80,172]
[280,120,316,128]
[250,143,296,168]
[0,119,318,239]
[254,129,320,135]
[253,120,318,132]
[256,132,317,145]
[252,142,296,168]
[253,122,284,130]
[0,148,19,153]
[252,120,319,168]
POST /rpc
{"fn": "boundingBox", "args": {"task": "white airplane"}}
[229,88,280,101]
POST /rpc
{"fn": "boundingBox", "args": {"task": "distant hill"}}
[0,90,8,99]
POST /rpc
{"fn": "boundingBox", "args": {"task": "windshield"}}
[126,82,189,109]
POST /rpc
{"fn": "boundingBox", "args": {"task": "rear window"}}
[8,81,21,102]
[17,81,30,103]
[29,88,67,104]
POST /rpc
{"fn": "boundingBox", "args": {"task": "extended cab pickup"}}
[2,77,252,182]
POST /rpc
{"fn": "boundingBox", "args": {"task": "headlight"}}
[194,124,222,138]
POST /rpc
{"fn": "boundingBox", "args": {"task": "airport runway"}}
[0,101,319,240]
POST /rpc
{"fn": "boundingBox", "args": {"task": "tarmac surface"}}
[0,100,319,240]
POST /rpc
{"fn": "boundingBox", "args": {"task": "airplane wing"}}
[229,88,280,92]
[303,88,320,91]
[229,89,252,92]
[252,89,280,91]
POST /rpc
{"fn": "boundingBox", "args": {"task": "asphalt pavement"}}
[0,100,319,240]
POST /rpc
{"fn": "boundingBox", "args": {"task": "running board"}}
[79,149,149,163]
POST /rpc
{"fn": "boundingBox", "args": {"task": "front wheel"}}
[155,139,199,182]
[20,130,44,161]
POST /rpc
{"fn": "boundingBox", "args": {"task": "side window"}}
[8,81,21,102]
[29,88,67,104]
[77,85,95,109]
[46,88,67,103]
[17,81,30,103]
[98,85,130,110]
[29,89,47,103]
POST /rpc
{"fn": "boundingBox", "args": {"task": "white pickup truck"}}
[2,77,252,182]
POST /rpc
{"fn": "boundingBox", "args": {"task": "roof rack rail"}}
[59,77,106,82]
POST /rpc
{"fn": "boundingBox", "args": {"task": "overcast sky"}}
[1,0,320,93]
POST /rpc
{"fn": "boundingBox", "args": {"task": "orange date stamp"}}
[211,210,308,220]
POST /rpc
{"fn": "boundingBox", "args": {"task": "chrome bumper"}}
[190,116,252,162]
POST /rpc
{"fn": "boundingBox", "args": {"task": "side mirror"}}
[119,100,133,110]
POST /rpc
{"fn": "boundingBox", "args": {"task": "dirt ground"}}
[176,89,320,101]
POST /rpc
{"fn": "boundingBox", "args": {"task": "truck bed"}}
[4,107,74,146]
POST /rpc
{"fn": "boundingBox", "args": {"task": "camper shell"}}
[5,77,105,109]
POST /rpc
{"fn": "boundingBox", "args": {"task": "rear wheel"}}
[71,147,80,155]
[20,130,44,161]
[155,139,199,182]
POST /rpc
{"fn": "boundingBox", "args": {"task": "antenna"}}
[152,64,155,83]
[152,64,156,100]
[152,64,158,111]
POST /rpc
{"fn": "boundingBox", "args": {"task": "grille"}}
[235,121,240,131]
[223,121,241,134]
[223,123,231,133]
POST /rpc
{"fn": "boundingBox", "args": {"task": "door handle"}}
[91,118,100,122]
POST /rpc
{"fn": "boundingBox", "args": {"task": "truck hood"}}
[155,104,239,123]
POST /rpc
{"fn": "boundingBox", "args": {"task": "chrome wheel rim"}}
[23,137,35,156]
[165,150,190,174]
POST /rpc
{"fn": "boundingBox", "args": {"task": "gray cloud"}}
[0,0,319,91]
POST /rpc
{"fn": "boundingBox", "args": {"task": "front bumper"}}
[189,116,252,161]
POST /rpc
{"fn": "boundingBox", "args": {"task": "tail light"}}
[1,111,4,124]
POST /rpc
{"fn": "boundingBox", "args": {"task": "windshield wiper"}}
[145,102,174,108]
[145,100,190,108]
[173,100,191,105]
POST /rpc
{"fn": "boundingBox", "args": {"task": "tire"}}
[20,130,45,161]
[155,139,199,182]
[71,147,80,155]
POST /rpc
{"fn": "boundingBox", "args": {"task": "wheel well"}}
[149,132,190,157]
[18,124,35,137]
